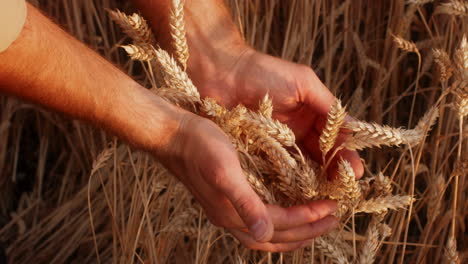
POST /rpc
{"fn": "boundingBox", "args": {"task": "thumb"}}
[216,163,274,242]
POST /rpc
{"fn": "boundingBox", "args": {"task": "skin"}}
[0,1,363,252]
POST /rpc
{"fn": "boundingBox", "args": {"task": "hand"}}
[154,111,339,252]
[190,47,364,180]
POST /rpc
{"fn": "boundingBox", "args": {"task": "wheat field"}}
[0,0,466,263]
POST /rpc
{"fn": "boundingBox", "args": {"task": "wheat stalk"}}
[170,0,189,70]
[427,174,445,220]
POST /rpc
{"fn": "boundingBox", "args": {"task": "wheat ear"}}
[407,0,433,5]
[355,195,413,214]
[121,44,155,61]
[445,236,461,264]
[243,170,275,203]
[108,10,155,46]
[344,106,438,150]
[433,49,454,81]
[90,148,114,176]
[338,159,361,206]
[314,237,350,264]
[358,218,381,264]
[247,111,296,146]
[320,99,347,159]
[170,0,189,70]
[374,172,393,195]
[259,94,273,118]
[436,1,468,16]
[153,48,200,103]
[392,34,420,54]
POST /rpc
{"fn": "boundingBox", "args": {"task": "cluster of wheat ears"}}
[106,0,464,263]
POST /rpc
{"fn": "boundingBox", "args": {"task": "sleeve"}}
[0,0,27,53]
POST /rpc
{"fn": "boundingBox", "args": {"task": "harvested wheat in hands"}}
[110,2,441,261]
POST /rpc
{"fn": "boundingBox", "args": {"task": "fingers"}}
[211,156,274,242]
[270,216,338,243]
[229,229,311,252]
[301,68,336,116]
[267,200,337,230]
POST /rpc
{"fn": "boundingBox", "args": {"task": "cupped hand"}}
[189,47,364,179]
[156,112,339,252]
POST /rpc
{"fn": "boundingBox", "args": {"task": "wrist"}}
[102,80,187,157]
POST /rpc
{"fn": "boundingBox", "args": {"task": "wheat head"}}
[170,0,189,70]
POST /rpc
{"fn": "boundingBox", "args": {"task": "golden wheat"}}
[319,99,347,158]
[169,0,189,70]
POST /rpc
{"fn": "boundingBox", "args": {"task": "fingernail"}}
[250,219,267,241]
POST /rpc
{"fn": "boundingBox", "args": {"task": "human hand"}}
[152,110,339,252]
[190,47,364,180]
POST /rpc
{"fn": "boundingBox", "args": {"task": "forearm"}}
[0,4,183,152]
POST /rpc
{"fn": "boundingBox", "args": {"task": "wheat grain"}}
[356,195,413,214]
[320,99,347,157]
[170,0,189,70]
